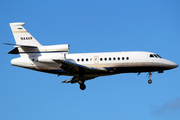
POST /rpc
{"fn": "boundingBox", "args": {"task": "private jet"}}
[5,22,178,90]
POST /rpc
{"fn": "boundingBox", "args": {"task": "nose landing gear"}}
[148,72,152,84]
[148,79,152,84]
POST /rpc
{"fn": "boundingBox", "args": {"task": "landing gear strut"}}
[148,72,152,84]
[78,80,86,90]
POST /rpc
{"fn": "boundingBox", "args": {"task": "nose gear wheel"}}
[147,72,152,84]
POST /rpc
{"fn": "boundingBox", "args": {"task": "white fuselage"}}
[11,51,178,77]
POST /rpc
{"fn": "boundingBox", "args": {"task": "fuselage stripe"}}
[12,31,28,33]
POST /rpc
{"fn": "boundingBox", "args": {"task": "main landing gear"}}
[148,72,152,84]
[78,80,86,90]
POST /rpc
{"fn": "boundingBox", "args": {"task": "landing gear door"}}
[94,56,99,64]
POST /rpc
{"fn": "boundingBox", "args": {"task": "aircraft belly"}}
[113,66,169,73]
[106,61,172,73]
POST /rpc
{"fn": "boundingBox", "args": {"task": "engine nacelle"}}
[39,44,70,54]
[36,54,66,62]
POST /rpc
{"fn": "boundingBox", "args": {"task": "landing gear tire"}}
[80,84,86,90]
[148,79,152,84]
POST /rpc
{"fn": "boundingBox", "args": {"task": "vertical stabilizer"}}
[9,22,42,46]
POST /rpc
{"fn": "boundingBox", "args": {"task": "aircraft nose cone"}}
[161,59,178,70]
[172,62,178,68]
[169,61,178,69]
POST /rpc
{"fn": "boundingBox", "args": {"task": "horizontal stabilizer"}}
[3,43,38,48]
[8,47,19,54]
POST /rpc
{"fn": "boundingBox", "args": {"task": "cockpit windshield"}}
[149,54,162,58]
[156,54,162,58]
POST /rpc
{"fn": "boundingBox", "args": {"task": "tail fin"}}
[9,22,42,47]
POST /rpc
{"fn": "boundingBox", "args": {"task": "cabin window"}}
[104,58,107,61]
[109,58,111,61]
[77,59,80,62]
[82,59,84,62]
[86,58,88,61]
[113,57,116,60]
[100,58,103,61]
[122,57,124,60]
[118,57,120,60]
[126,57,129,60]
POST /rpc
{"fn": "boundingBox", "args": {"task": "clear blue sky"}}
[1,0,180,120]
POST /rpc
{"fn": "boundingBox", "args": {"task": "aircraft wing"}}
[61,76,96,84]
[53,59,107,73]
[53,59,108,83]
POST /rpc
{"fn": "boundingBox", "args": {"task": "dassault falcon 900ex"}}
[5,22,178,90]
